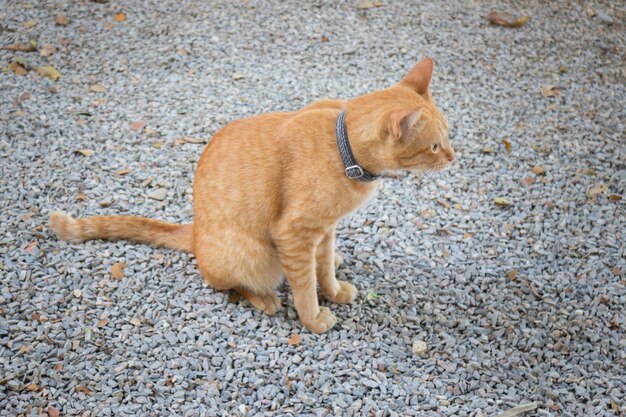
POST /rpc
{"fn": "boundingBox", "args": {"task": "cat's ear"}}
[400,57,434,96]
[389,108,422,139]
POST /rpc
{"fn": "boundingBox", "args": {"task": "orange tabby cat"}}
[50,57,455,333]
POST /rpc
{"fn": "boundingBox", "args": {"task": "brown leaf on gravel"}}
[40,44,56,57]
[540,85,559,97]
[19,344,34,353]
[587,184,608,197]
[114,12,126,22]
[462,233,473,239]
[75,386,92,395]
[175,136,207,145]
[613,266,621,276]
[76,149,94,157]
[47,406,60,417]
[486,11,529,28]
[1,43,36,52]
[24,241,38,253]
[436,199,450,208]
[502,138,511,153]
[96,318,109,328]
[507,269,518,280]
[25,382,41,391]
[130,120,146,131]
[609,194,622,201]
[320,35,329,42]
[481,147,495,153]
[111,262,126,279]
[34,65,61,81]
[532,165,545,175]
[288,334,302,345]
[8,59,28,75]
[89,84,107,93]
[24,20,37,29]
[177,48,190,55]
[357,0,383,9]
[116,168,131,175]
[55,14,70,26]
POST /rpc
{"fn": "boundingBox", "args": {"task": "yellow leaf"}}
[114,13,126,22]
[76,149,94,157]
[494,197,513,206]
[502,138,511,153]
[111,262,126,279]
[34,65,61,81]
[288,334,301,345]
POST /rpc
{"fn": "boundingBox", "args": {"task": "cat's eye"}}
[431,143,439,152]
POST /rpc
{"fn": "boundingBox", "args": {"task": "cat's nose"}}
[446,148,456,162]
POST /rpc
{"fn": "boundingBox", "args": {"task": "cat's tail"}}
[49,212,193,253]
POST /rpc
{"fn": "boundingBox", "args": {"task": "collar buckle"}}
[345,165,365,180]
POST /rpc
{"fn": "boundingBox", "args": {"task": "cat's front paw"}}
[325,280,357,304]
[302,307,337,334]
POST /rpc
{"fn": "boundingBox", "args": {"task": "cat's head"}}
[351,58,455,175]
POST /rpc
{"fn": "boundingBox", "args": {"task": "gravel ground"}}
[1,1,625,416]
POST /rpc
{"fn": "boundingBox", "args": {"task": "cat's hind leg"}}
[235,286,281,315]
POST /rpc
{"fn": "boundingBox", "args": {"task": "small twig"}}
[495,402,539,417]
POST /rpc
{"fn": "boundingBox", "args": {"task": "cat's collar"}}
[335,111,381,182]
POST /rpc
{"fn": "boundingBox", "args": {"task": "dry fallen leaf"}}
[114,12,126,22]
[507,269,518,280]
[587,184,608,197]
[34,65,61,81]
[89,84,107,93]
[175,136,207,145]
[288,334,302,345]
[47,406,60,417]
[231,72,245,80]
[320,35,329,42]
[462,233,473,239]
[24,20,37,29]
[55,14,70,25]
[586,7,595,17]
[486,11,529,28]
[8,59,28,75]
[532,165,544,175]
[111,262,126,279]
[129,318,142,326]
[130,120,146,131]
[522,176,534,186]
[437,199,450,208]
[72,340,80,350]
[116,168,131,175]
[609,194,621,201]
[613,266,621,276]
[494,197,513,206]
[25,382,40,391]
[75,386,92,395]
[1,43,36,52]
[502,138,511,153]
[76,149,94,157]
[97,318,109,328]
[358,0,384,10]
[40,44,56,57]
[481,147,495,154]
[177,48,190,55]
[24,241,39,253]
[19,345,34,353]
[540,85,559,97]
